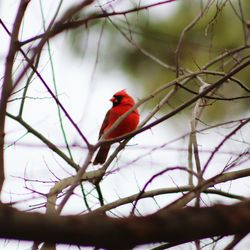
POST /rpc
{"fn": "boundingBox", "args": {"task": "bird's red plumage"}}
[93,90,139,165]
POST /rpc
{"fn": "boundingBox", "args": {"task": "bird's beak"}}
[110,97,116,103]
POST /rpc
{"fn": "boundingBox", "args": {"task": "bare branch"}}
[0,0,30,196]
[1,201,250,249]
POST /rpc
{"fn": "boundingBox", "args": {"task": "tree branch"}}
[0,0,30,196]
[1,201,250,249]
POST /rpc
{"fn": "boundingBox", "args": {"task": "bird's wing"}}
[98,109,111,139]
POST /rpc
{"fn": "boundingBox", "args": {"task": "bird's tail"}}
[93,144,111,165]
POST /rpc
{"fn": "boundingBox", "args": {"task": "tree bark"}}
[1,201,250,249]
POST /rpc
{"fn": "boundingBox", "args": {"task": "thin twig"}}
[0,0,30,195]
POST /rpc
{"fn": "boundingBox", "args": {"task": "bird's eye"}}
[112,95,123,106]
[114,95,123,102]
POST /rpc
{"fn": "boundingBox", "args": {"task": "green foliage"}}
[68,0,250,121]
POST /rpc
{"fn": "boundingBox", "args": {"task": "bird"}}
[93,89,140,165]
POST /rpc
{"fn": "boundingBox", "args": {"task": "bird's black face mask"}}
[112,95,123,107]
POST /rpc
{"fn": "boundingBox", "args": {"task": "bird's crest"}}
[114,89,127,96]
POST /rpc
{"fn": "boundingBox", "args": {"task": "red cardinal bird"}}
[93,89,140,165]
